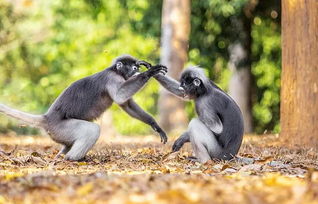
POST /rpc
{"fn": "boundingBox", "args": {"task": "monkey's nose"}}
[178,86,185,92]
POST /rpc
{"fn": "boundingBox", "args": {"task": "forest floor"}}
[0,134,318,204]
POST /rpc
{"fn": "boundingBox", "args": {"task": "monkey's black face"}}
[114,55,152,80]
[116,58,140,80]
[180,73,206,99]
[122,63,140,79]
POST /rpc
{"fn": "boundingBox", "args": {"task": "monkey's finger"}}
[160,65,168,70]
[172,140,183,151]
[160,135,164,143]
[159,68,168,73]
[160,69,168,74]
[161,65,168,70]
[157,67,168,74]
[138,61,152,68]
[157,64,167,68]
[152,70,166,76]
[172,144,179,152]
[143,63,152,68]
[164,136,168,144]
[160,133,168,144]
[172,145,181,152]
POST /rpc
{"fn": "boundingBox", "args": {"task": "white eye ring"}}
[193,78,201,86]
[116,62,123,70]
[132,65,138,71]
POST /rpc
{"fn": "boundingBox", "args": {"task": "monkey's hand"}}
[137,60,152,69]
[172,138,186,152]
[145,64,168,77]
[151,123,168,144]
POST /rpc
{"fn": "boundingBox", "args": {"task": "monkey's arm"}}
[147,64,186,99]
[198,113,226,149]
[200,114,223,135]
[172,132,190,152]
[109,66,167,104]
[108,74,149,104]
[120,99,167,143]
[154,73,186,98]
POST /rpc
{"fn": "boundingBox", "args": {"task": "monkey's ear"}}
[193,78,201,86]
[116,62,123,70]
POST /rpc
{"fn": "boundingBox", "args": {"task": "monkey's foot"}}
[186,156,199,162]
[65,156,87,162]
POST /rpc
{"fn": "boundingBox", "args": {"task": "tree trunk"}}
[281,0,318,147]
[228,3,256,134]
[228,43,253,133]
[158,0,190,132]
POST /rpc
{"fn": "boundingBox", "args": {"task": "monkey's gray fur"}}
[0,55,168,161]
[151,65,244,163]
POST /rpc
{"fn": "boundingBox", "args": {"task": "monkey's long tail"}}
[0,104,45,128]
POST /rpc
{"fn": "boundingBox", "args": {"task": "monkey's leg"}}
[54,145,71,159]
[188,118,222,163]
[49,119,100,161]
[65,121,100,161]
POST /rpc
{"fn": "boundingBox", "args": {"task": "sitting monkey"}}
[150,65,244,163]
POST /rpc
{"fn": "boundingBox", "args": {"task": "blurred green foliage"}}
[0,0,281,135]
[131,0,281,134]
[0,0,160,135]
[191,0,281,134]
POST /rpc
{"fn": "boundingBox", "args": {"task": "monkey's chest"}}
[85,95,113,120]
[195,100,213,116]
[195,99,223,122]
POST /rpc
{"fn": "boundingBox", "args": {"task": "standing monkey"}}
[150,65,244,162]
[0,55,168,161]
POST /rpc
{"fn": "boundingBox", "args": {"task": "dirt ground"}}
[0,134,318,204]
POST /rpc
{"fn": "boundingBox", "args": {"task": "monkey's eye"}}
[193,78,201,86]
[132,65,138,71]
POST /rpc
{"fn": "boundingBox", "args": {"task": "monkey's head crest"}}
[183,66,209,81]
[180,66,209,98]
[112,54,136,65]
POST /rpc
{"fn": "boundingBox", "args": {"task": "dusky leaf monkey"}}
[0,55,168,161]
[149,65,244,163]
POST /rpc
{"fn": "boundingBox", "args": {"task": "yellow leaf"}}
[203,168,217,174]
[77,182,93,196]
[221,164,231,171]
[160,167,170,174]
[0,195,6,204]
[137,148,154,154]
[263,173,305,187]
[4,172,24,181]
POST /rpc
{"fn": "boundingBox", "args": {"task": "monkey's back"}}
[196,84,244,159]
[46,70,113,121]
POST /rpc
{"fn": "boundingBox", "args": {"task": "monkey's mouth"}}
[132,72,140,77]
[182,92,189,98]
[178,86,187,98]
